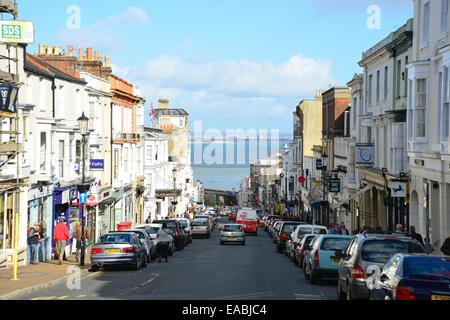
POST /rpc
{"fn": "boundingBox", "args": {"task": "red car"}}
[229,211,237,221]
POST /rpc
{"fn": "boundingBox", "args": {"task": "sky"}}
[18,0,413,134]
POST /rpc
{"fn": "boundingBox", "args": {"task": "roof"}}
[25,54,86,85]
[154,108,189,117]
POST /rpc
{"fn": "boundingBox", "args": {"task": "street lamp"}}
[172,168,178,217]
[321,152,328,226]
[77,112,89,267]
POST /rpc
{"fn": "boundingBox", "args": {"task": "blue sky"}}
[19,0,413,133]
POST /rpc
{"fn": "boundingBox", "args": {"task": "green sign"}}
[329,178,341,193]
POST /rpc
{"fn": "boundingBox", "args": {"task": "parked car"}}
[191,218,211,238]
[135,224,175,256]
[370,254,450,300]
[90,232,147,270]
[336,230,426,300]
[152,219,186,251]
[195,215,214,231]
[174,218,192,245]
[122,229,157,262]
[303,235,353,284]
[220,224,246,246]
[269,219,283,239]
[276,221,305,253]
[288,225,328,261]
[294,234,317,268]
[264,216,280,231]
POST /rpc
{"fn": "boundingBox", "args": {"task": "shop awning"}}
[329,183,375,210]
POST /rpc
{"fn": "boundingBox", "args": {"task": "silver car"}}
[90,232,147,270]
[220,224,245,246]
[123,229,157,262]
[191,218,210,238]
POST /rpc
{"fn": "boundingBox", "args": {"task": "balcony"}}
[112,133,141,144]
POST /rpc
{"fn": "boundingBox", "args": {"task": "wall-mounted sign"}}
[0,20,34,44]
[356,144,375,165]
[391,181,407,198]
[316,159,322,171]
[329,178,341,193]
[90,159,104,171]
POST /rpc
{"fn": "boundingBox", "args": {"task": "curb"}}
[0,268,91,300]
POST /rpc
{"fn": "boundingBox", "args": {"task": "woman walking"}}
[156,223,172,263]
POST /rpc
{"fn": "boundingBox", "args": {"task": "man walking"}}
[27,222,41,265]
[74,222,90,262]
[340,222,349,235]
[54,217,70,265]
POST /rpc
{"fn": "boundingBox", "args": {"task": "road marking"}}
[31,296,57,300]
[141,278,155,286]
[77,294,88,298]
[85,271,101,278]
[57,296,69,300]
[294,293,325,300]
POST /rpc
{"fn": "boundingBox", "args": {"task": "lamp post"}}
[77,112,89,267]
[321,152,328,226]
[172,168,177,217]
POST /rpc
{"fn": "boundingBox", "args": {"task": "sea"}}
[190,138,291,191]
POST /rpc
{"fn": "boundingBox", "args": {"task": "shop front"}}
[27,184,53,263]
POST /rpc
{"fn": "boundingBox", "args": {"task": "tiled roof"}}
[25,54,86,85]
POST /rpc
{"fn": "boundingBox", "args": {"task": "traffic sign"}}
[298,176,305,184]
[79,192,87,204]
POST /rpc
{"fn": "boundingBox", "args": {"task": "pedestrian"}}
[156,223,172,263]
[74,222,90,262]
[340,222,349,235]
[27,222,41,265]
[54,217,70,265]
[396,224,404,232]
[329,224,336,234]
[410,226,424,247]
[441,237,450,256]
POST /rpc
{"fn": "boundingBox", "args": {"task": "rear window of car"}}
[304,236,316,247]
[192,220,206,227]
[100,234,131,243]
[298,228,313,236]
[178,220,188,228]
[403,257,450,278]
[282,224,301,234]
[223,225,243,232]
[143,227,160,234]
[321,238,352,251]
[361,240,425,263]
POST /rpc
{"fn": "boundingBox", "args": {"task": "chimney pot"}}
[87,48,93,60]
[68,46,73,57]
[78,48,83,60]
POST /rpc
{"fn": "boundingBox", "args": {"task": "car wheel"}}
[134,256,140,270]
[241,241,245,246]
[142,254,148,267]
[277,245,283,253]
[337,280,346,300]
[310,270,318,285]
[303,263,310,280]
[220,241,224,245]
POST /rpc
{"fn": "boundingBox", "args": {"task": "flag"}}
[150,100,155,124]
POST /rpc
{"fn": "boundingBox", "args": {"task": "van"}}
[236,208,258,235]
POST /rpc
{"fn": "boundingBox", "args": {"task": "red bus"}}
[236,208,258,235]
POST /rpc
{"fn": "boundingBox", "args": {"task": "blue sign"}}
[90,159,104,171]
[74,162,80,172]
[316,159,322,170]
[79,192,87,204]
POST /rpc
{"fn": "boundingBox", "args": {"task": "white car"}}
[174,218,192,245]
[287,224,328,261]
[134,224,175,256]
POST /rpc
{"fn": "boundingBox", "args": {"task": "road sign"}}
[79,192,87,204]
[298,176,305,184]
[329,178,341,193]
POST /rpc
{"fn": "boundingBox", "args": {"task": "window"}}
[368,74,373,105]
[391,123,406,172]
[384,66,388,101]
[408,79,413,138]
[376,70,380,103]
[349,146,356,182]
[397,60,402,98]
[422,1,430,45]
[75,140,81,175]
[444,68,450,140]
[124,147,128,172]
[415,79,427,138]
[40,132,46,172]
[442,0,449,34]
[89,101,95,130]
[405,56,408,97]
[114,150,119,179]
[59,140,65,178]
[353,98,357,127]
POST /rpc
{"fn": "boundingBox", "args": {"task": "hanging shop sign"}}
[329,178,341,193]
[0,83,19,114]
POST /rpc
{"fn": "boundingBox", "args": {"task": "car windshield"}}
[100,234,131,243]
[404,257,450,279]
[192,220,206,227]
[223,225,243,232]
[361,240,425,263]
[178,220,188,228]
[282,224,301,234]
[298,228,313,236]
[321,237,351,251]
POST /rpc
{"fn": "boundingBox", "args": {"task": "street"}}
[15,218,337,301]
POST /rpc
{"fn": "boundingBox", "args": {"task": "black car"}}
[336,230,426,300]
[276,221,304,253]
[152,219,186,251]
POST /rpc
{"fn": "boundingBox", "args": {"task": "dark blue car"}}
[371,254,450,300]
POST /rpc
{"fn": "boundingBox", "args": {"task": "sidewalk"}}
[0,253,92,300]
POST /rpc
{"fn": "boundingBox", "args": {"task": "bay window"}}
[415,79,427,138]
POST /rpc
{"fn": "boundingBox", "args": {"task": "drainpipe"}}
[52,78,56,118]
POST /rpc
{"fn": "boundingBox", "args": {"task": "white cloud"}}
[54,7,149,52]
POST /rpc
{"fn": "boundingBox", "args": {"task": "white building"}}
[407,0,450,250]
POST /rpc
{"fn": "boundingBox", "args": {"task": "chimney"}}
[95,51,100,61]
[78,48,84,60]
[159,99,169,110]
[87,48,93,60]
[38,44,45,55]
[68,46,73,57]
[104,55,110,67]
